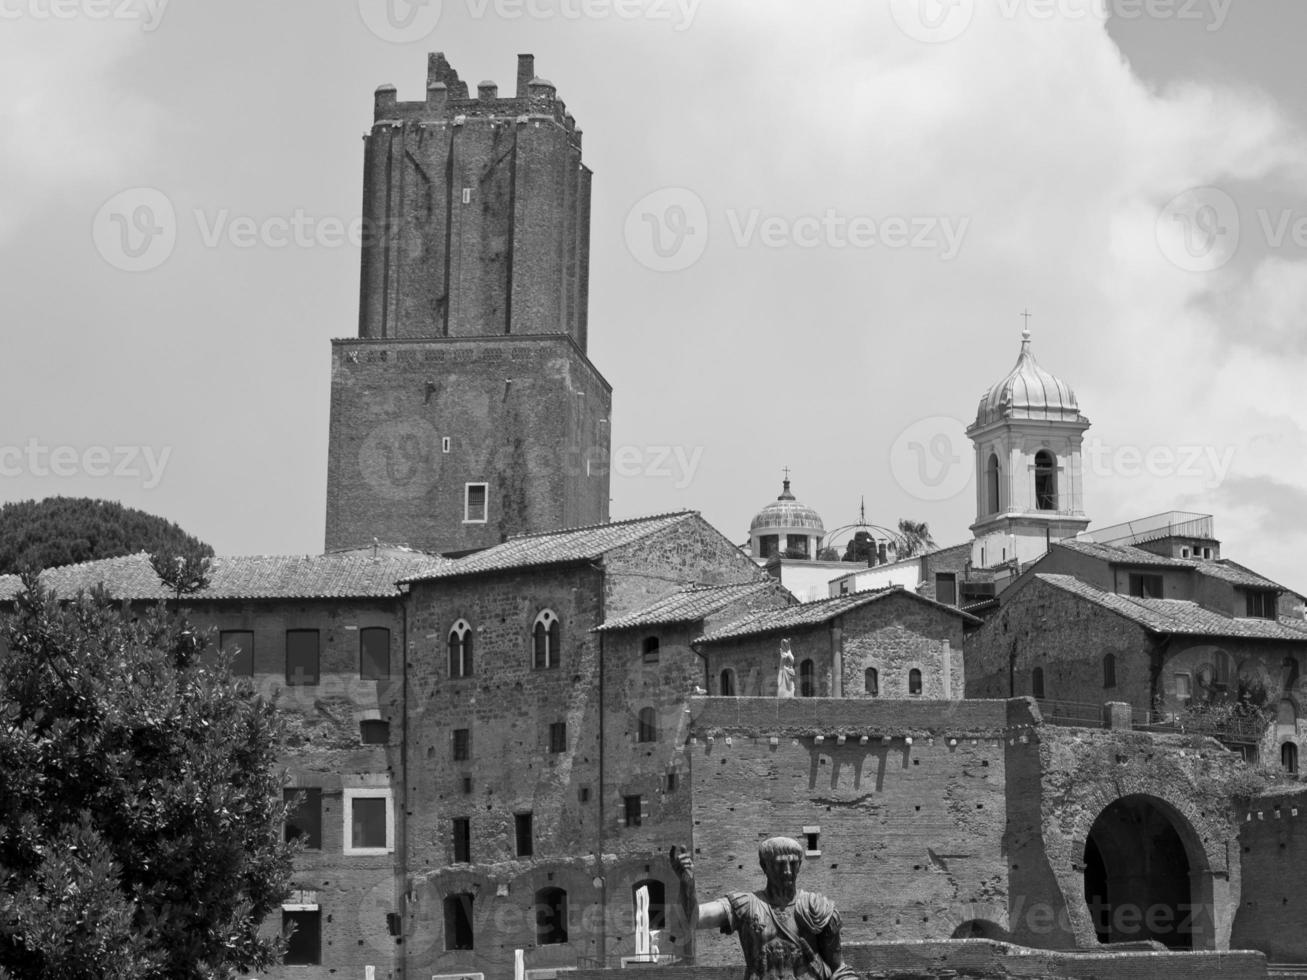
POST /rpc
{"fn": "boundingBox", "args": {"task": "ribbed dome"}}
[750,479,825,533]
[975,330,1084,427]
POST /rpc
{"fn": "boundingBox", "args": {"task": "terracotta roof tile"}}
[595,581,783,632]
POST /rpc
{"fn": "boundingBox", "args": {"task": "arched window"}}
[1103,654,1116,689]
[1034,450,1057,511]
[631,879,666,932]
[865,667,879,697]
[1283,741,1299,775]
[642,636,660,664]
[533,610,561,669]
[986,454,1001,515]
[799,659,816,697]
[720,668,737,696]
[637,706,658,743]
[448,620,473,678]
[908,668,923,696]
[535,887,568,945]
[1032,667,1045,700]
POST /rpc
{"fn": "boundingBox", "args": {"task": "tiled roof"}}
[1055,539,1189,567]
[1035,574,1307,641]
[594,581,783,632]
[695,586,980,644]
[402,512,698,582]
[1197,560,1286,591]
[0,550,452,602]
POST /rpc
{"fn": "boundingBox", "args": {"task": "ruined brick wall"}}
[1231,786,1307,962]
[964,578,1152,709]
[185,598,405,980]
[324,335,611,554]
[839,594,966,700]
[685,697,1020,964]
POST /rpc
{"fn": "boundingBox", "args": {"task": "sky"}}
[2,0,1307,592]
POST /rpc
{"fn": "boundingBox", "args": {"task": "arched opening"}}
[986,454,1001,515]
[950,919,1008,941]
[533,610,561,669]
[1082,795,1203,949]
[1283,741,1299,774]
[631,879,666,932]
[908,668,923,696]
[799,659,815,697]
[864,667,879,697]
[1034,450,1057,511]
[637,706,658,743]
[448,620,473,678]
[1032,666,1045,700]
[535,887,568,945]
[720,668,737,697]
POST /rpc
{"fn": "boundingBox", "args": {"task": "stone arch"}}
[1075,792,1218,950]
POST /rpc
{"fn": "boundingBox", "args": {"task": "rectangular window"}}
[1175,672,1193,700]
[464,483,488,523]
[935,573,957,607]
[359,627,390,679]
[461,776,473,795]
[666,772,678,793]
[359,719,389,745]
[515,812,533,857]
[219,630,254,676]
[549,721,567,755]
[444,893,474,950]
[282,909,321,965]
[624,794,642,828]
[785,535,810,558]
[1246,590,1277,619]
[1127,573,1163,599]
[758,535,779,559]
[453,728,471,762]
[285,630,320,686]
[283,788,322,849]
[343,789,393,855]
[453,817,471,864]
[803,826,821,856]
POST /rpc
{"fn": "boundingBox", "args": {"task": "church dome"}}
[974,330,1084,428]
[750,479,825,534]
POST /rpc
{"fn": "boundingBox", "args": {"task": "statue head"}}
[758,836,804,893]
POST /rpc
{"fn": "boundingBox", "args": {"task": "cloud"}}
[0,18,158,242]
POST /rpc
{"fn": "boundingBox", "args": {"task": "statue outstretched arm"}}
[670,845,728,931]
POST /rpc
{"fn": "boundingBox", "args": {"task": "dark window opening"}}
[935,573,957,607]
[805,830,820,853]
[720,668,736,696]
[351,796,387,850]
[1104,654,1117,690]
[535,887,568,945]
[666,772,678,793]
[758,534,779,559]
[359,627,390,679]
[452,817,471,864]
[448,621,473,678]
[1034,450,1057,511]
[909,668,923,696]
[515,812,533,857]
[533,611,561,669]
[285,629,320,686]
[1246,590,1277,619]
[453,728,471,761]
[1128,573,1164,599]
[865,667,879,697]
[785,534,811,559]
[799,658,815,697]
[283,788,321,849]
[219,630,254,676]
[642,635,660,663]
[624,794,643,828]
[637,707,658,743]
[986,454,1001,514]
[1032,667,1045,700]
[444,893,475,950]
[360,719,389,745]
[282,910,321,965]
[549,721,567,754]
[1283,742,1299,775]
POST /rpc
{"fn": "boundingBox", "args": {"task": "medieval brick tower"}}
[325,53,611,554]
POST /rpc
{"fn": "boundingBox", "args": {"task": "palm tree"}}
[897,519,935,559]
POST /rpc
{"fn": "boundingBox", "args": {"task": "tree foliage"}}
[0,497,213,575]
[0,582,294,979]
[896,519,936,559]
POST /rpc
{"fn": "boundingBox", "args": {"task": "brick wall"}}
[1232,786,1307,962]
[324,335,611,554]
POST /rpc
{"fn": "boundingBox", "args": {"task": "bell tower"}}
[325,53,611,554]
[967,329,1090,569]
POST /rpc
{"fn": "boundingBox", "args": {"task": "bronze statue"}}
[671,838,857,980]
